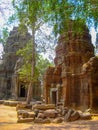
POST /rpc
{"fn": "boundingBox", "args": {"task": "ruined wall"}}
[44,66,62,103]
[81,57,98,109]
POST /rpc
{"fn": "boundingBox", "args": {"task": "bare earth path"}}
[0,104,98,130]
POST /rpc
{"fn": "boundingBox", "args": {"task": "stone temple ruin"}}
[44,24,98,110]
[0,24,98,112]
[0,27,41,100]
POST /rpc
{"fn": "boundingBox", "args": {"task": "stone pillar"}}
[44,83,50,103]
[62,72,71,106]
[70,74,75,106]
[88,72,93,109]
[80,72,91,110]
[11,75,16,99]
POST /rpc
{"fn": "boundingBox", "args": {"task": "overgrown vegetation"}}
[16,42,53,83]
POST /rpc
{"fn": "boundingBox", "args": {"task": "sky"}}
[90,28,96,45]
[0,0,97,57]
[0,0,13,57]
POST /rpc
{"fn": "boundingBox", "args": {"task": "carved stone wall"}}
[81,57,98,109]
[44,24,98,110]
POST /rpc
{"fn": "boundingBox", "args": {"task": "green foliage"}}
[12,0,45,29]
[44,0,98,36]
[36,54,53,80]
[17,40,32,62]
[0,27,9,46]
[69,0,98,28]
[17,42,53,83]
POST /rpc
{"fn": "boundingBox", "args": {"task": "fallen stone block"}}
[44,109,58,118]
[34,118,43,123]
[16,103,32,110]
[62,109,68,116]
[42,118,51,124]
[64,109,74,122]
[37,112,45,119]
[56,109,62,115]
[28,111,35,118]
[9,101,18,107]
[32,104,55,110]
[80,112,92,120]
[17,110,29,118]
[52,117,64,123]
[17,118,34,123]
[70,111,80,121]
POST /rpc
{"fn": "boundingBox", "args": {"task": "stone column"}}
[80,73,84,109]
[62,72,71,106]
[87,72,92,109]
[80,72,91,110]
[70,74,75,106]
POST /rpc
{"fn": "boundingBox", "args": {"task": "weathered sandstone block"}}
[32,104,55,110]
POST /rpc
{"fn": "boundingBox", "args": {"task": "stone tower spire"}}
[0,26,32,99]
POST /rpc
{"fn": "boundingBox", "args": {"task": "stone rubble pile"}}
[16,103,92,123]
[0,100,19,107]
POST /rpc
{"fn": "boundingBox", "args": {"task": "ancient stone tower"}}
[0,27,30,99]
[44,24,98,110]
[0,26,42,100]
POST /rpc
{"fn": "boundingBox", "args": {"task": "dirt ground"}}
[0,104,98,130]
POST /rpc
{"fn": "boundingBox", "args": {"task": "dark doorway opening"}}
[7,79,11,89]
[52,91,57,104]
[20,85,25,97]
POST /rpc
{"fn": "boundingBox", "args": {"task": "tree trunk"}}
[26,25,35,104]
[89,76,93,109]
[26,82,33,104]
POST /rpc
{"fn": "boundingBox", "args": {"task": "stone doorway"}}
[19,85,26,97]
[52,91,57,104]
[50,88,58,105]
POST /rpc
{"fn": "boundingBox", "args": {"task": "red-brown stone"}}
[44,24,98,110]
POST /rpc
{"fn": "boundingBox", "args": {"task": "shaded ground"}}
[0,104,98,130]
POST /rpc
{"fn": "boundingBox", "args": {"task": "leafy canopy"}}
[12,0,45,29]
[0,27,9,45]
[44,0,98,36]
[16,42,53,83]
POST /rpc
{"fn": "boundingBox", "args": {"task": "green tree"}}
[45,0,98,36]
[12,0,48,104]
[0,27,9,45]
[17,42,53,88]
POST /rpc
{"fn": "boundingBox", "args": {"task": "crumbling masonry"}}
[44,25,98,110]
